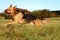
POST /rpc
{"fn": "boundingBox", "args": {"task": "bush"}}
[31,9,50,19]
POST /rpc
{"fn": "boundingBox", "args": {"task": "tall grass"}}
[0,17,60,40]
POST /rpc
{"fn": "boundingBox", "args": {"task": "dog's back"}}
[23,14,37,23]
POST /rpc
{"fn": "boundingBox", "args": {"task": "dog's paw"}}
[3,24,8,26]
[3,24,11,27]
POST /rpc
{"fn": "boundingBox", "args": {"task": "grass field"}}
[0,17,60,40]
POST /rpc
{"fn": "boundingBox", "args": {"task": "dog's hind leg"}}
[33,19,42,27]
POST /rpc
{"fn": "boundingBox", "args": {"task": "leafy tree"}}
[31,9,50,19]
[31,10,42,18]
[40,9,50,19]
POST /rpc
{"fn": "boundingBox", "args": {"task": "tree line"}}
[31,9,60,17]
[0,9,60,19]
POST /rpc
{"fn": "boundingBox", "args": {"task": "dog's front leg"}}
[4,20,18,26]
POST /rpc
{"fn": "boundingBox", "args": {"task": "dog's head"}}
[5,4,31,16]
[5,5,17,16]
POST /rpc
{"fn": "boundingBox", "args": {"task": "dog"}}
[4,5,42,27]
[4,5,50,27]
[4,5,26,26]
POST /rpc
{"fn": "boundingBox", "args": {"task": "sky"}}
[0,0,60,12]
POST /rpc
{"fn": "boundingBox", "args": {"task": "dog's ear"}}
[9,4,12,7]
[13,6,17,13]
[13,6,17,9]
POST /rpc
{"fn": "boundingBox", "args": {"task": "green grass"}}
[0,17,60,40]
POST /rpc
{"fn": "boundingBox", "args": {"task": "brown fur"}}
[4,5,50,26]
[4,5,26,26]
[4,12,26,26]
[41,18,50,25]
[33,19,42,27]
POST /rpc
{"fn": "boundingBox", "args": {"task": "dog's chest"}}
[13,13,23,20]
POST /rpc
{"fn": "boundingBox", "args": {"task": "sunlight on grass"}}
[0,17,60,40]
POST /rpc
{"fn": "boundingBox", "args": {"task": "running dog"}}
[4,5,50,26]
[4,5,41,27]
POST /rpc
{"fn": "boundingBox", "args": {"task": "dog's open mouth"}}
[7,12,14,16]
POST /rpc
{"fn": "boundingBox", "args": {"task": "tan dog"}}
[4,5,26,26]
[4,5,42,27]
[4,5,50,27]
